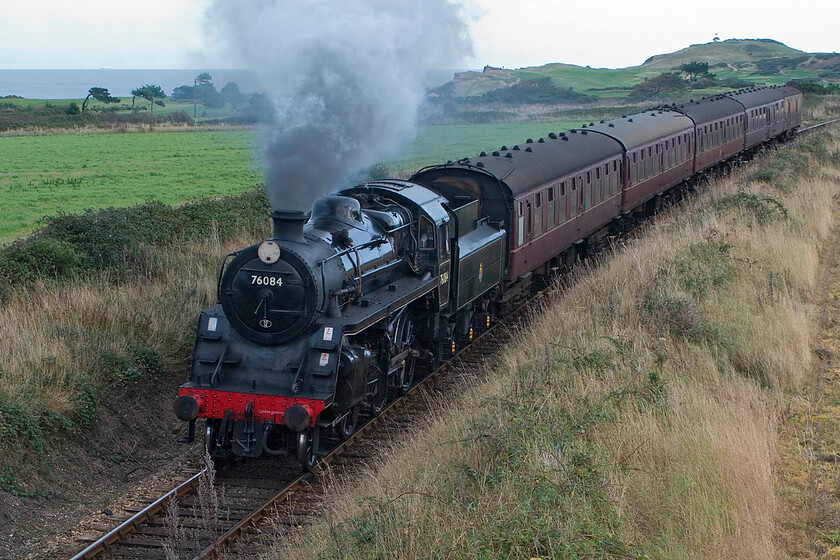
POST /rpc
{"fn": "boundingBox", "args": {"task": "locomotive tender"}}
[174,86,802,469]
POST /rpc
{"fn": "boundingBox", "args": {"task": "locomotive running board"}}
[328,275,438,336]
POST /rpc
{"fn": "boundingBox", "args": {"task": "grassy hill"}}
[640,38,803,70]
[451,39,840,98]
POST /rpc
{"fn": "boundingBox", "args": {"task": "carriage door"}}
[558,181,568,223]
[546,184,556,229]
[578,174,586,213]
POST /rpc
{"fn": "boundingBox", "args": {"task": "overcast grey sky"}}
[2,0,837,70]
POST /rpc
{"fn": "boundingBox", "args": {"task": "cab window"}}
[418,217,435,249]
[438,224,449,259]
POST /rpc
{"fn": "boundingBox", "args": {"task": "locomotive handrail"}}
[216,252,237,302]
[318,232,397,265]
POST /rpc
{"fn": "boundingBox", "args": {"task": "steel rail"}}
[70,470,206,559]
[798,118,840,136]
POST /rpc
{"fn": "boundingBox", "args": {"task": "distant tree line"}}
[428,76,595,105]
[171,73,249,116]
[627,61,756,100]
[77,74,258,118]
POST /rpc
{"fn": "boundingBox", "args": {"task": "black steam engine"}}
[175,86,802,469]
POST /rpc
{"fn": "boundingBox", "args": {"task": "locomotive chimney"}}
[270,210,307,244]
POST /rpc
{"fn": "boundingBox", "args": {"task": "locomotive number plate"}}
[250,275,283,287]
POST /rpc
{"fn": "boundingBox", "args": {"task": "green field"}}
[0,130,262,241]
[0,120,588,242]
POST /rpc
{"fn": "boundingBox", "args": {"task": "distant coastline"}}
[0,69,259,99]
[0,68,461,100]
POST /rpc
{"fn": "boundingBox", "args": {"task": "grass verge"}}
[0,190,271,507]
[273,131,840,559]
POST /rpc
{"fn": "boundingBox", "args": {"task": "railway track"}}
[68,291,528,560]
[64,119,839,560]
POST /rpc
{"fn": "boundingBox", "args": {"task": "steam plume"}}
[206,0,472,212]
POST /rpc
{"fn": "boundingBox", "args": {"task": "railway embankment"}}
[272,131,840,558]
[0,191,272,557]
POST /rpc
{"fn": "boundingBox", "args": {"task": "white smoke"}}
[206,0,472,211]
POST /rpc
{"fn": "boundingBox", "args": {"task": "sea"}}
[0,69,260,99]
[0,68,461,100]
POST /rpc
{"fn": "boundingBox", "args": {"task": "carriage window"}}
[595,167,600,180]
[535,192,542,208]
[586,171,591,183]
[548,187,554,202]
[560,182,566,196]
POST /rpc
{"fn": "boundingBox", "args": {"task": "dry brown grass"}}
[273,131,840,559]
[0,229,258,457]
[802,94,840,126]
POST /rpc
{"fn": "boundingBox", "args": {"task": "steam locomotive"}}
[174,86,802,469]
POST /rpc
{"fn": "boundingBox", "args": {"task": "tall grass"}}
[802,94,840,125]
[0,188,274,496]
[274,132,840,558]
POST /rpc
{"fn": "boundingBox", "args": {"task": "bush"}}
[0,238,85,282]
[716,192,788,225]
[482,77,595,104]
[786,79,840,95]
[629,73,687,99]
[167,110,193,124]
[0,189,271,289]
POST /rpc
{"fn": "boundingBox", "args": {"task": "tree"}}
[132,84,166,113]
[172,73,222,116]
[171,85,194,102]
[629,73,688,99]
[194,72,212,118]
[81,87,120,113]
[220,81,245,108]
[681,61,710,81]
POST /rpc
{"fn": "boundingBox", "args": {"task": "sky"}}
[1,0,838,71]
